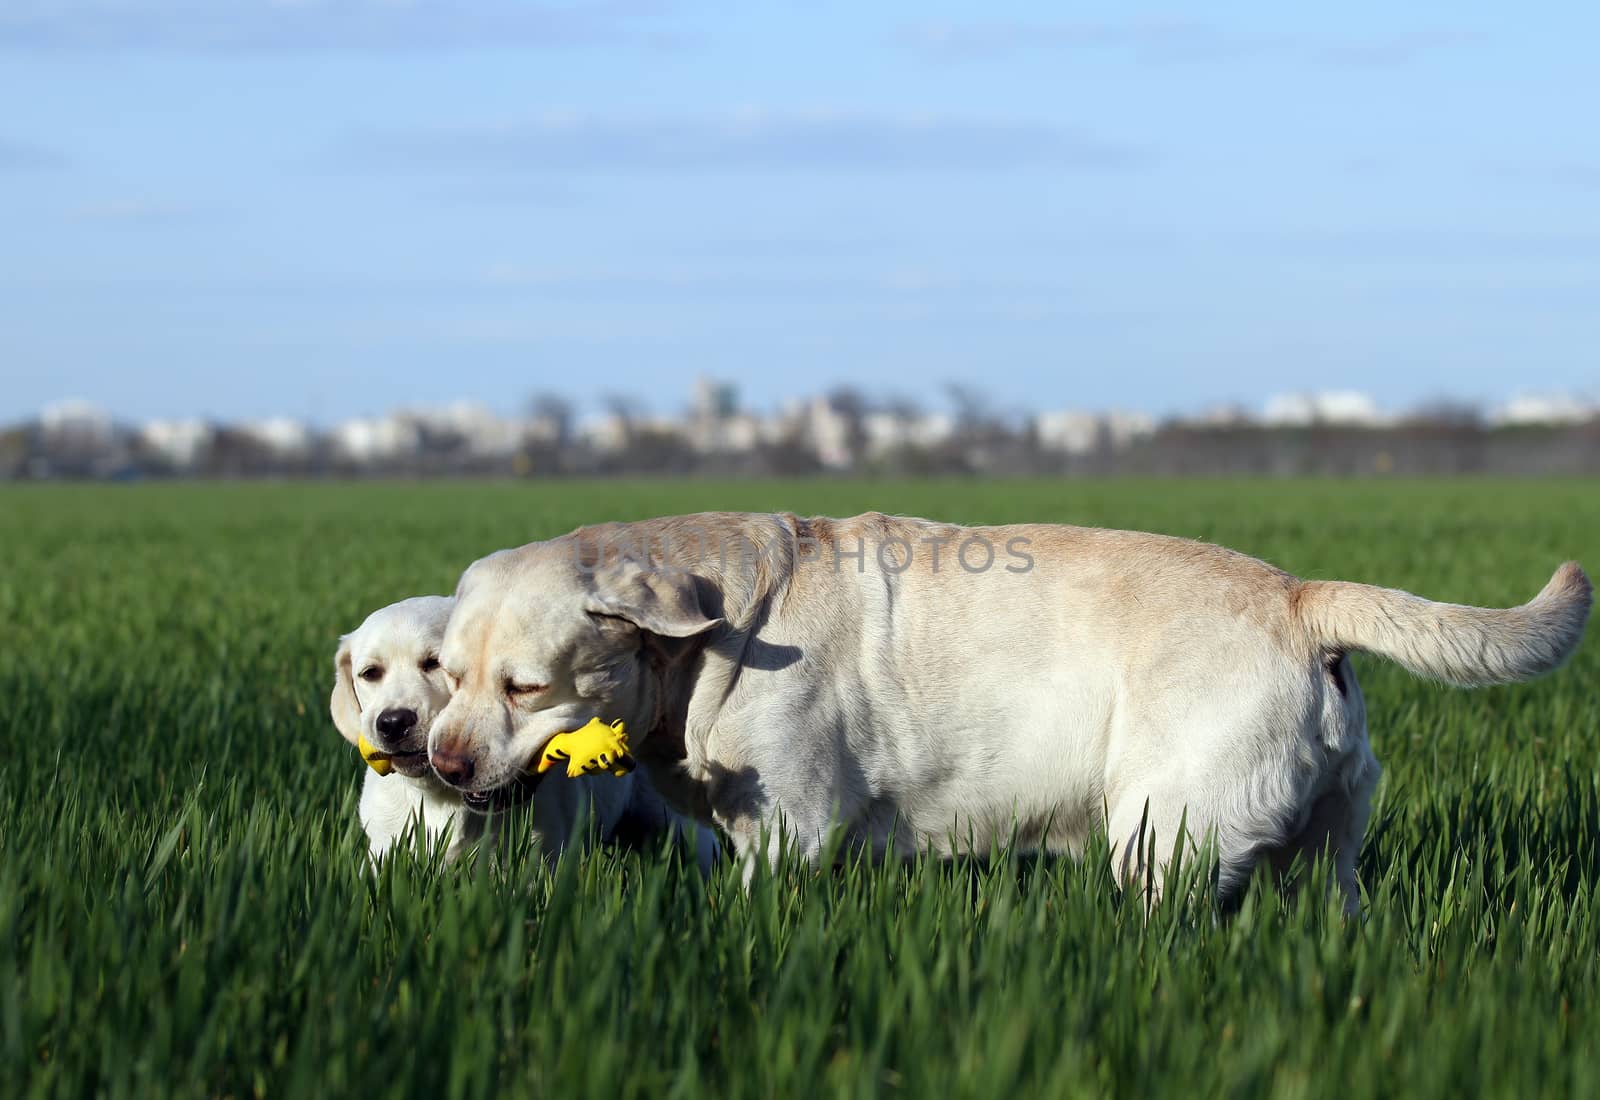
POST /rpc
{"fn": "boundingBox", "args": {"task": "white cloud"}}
[67,198,197,224]
[898,19,1477,68]
[0,0,677,52]
[0,136,65,170]
[341,110,1145,174]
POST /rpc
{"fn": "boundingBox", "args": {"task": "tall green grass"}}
[2,479,1596,1098]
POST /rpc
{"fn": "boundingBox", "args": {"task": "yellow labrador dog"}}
[427,513,1590,907]
[331,596,633,863]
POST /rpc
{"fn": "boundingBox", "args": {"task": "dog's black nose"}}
[375,707,417,742]
[431,744,475,787]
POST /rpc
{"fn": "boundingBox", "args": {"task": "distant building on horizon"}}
[1262,391,1387,428]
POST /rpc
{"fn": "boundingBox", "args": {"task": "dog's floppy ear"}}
[329,634,364,746]
[586,561,724,639]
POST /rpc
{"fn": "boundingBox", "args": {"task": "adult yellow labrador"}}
[427,512,1590,908]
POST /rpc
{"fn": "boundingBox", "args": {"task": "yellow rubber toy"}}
[357,733,394,776]
[356,719,633,781]
[537,718,635,778]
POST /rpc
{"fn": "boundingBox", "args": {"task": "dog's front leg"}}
[704,757,845,887]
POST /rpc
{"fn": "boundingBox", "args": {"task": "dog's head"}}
[428,541,722,801]
[330,595,457,780]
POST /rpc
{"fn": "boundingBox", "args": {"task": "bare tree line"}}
[5,387,1599,480]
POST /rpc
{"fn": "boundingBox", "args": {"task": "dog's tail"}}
[1294,562,1591,687]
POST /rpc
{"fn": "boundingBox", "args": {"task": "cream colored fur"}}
[427,512,1590,909]
[332,596,639,865]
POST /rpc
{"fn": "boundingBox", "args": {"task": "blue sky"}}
[1,0,1596,424]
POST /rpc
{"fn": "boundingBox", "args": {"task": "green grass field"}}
[3,479,1597,1099]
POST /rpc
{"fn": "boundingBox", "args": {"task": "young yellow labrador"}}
[331,596,632,863]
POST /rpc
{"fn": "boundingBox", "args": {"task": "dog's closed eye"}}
[504,680,548,700]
